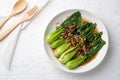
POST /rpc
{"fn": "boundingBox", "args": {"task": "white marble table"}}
[0,0,120,80]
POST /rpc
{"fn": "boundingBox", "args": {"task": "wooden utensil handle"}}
[0,20,22,41]
[0,14,12,29]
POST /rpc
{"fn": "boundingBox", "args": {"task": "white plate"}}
[43,9,109,73]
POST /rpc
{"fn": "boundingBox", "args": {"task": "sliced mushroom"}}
[74,35,79,42]
[82,45,87,54]
[71,39,75,46]
[68,24,75,29]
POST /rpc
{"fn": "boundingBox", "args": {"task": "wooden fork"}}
[0,6,39,41]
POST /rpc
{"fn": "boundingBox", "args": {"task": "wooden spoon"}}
[0,0,27,29]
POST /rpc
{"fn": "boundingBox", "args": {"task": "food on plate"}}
[46,11,106,69]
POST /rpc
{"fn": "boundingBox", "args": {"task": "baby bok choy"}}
[66,56,86,69]
[54,42,71,57]
[60,11,82,28]
[59,47,77,64]
[85,40,106,61]
[50,38,65,48]
[46,27,64,44]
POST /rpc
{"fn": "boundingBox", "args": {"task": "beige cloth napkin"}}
[0,0,50,70]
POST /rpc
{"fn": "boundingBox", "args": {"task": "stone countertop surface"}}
[0,0,120,80]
